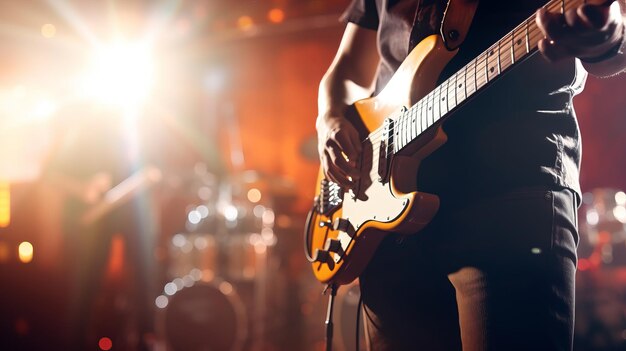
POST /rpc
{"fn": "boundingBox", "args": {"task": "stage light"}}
[80,41,155,108]
[18,242,33,263]
[41,24,56,38]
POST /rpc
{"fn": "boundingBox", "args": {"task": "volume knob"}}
[325,239,343,254]
[313,249,331,263]
[333,218,352,233]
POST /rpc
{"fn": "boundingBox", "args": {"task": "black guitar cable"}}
[325,284,338,351]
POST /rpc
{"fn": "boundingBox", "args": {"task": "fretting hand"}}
[536,1,625,63]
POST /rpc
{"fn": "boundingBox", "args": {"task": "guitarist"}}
[316,0,626,350]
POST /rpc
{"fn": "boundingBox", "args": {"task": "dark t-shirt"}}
[341,0,585,206]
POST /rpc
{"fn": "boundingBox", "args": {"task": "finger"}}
[331,128,361,166]
[564,8,593,32]
[538,38,572,62]
[578,4,611,30]
[326,142,360,179]
[536,8,567,42]
[323,151,354,189]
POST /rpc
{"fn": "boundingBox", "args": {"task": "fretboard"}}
[392,0,598,153]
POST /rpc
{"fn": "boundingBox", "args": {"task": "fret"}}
[404,112,410,148]
[439,81,449,116]
[426,92,433,127]
[528,21,544,52]
[410,107,416,141]
[418,103,425,136]
[510,31,515,65]
[497,42,501,75]
[512,25,526,63]
[420,98,427,133]
[402,112,408,148]
[486,47,499,81]
[396,115,404,149]
[475,54,488,90]
[433,92,438,124]
[447,75,456,111]
[499,35,514,72]
[525,18,530,54]
[498,37,512,74]
[472,58,479,95]
[433,86,441,123]
[455,70,466,105]
[466,59,477,97]
[410,105,417,140]
[408,110,412,145]
[398,113,404,149]
[410,107,416,140]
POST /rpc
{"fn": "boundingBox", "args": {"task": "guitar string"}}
[359,0,569,150]
[362,0,565,162]
[358,2,571,178]
[329,0,581,185]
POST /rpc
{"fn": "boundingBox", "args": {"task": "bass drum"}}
[163,280,247,351]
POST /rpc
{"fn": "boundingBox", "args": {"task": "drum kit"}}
[157,169,279,351]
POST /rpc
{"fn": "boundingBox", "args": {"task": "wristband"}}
[580,24,626,64]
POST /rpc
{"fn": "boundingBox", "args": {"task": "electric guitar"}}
[305,0,612,285]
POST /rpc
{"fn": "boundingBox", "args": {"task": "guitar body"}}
[305,0,593,286]
[305,35,457,285]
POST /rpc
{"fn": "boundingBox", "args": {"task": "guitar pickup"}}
[377,118,394,183]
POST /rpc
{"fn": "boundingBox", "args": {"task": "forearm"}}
[316,23,378,129]
[317,66,374,125]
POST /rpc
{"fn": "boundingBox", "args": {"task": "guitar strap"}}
[440,0,480,51]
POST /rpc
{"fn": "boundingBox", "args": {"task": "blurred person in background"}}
[43,103,158,351]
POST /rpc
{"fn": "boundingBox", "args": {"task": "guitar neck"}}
[392,0,609,153]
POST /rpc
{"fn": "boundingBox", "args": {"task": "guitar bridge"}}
[319,179,343,216]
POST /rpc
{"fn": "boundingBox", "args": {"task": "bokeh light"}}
[268,9,285,24]
[237,16,254,31]
[41,24,56,38]
[18,242,33,263]
[98,337,113,351]
[0,183,10,228]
